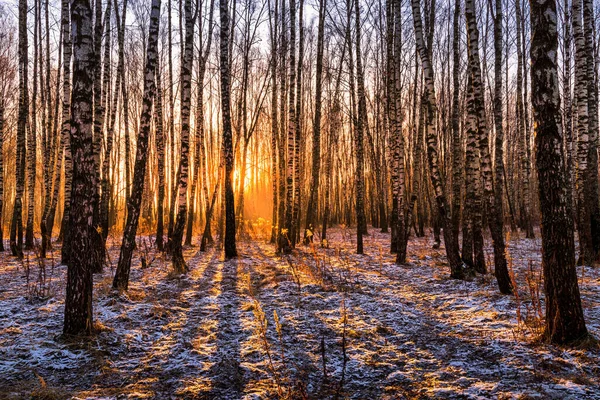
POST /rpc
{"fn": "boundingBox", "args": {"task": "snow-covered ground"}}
[0,227,598,399]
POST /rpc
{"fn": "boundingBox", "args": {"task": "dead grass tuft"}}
[9,374,71,400]
[127,287,147,302]
[95,274,114,298]
[93,320,114,333]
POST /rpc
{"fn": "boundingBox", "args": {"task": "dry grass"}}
[93,320,114,333]
[4,375,71,400]
[1,228,598,398]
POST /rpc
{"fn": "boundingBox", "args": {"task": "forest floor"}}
[0,225,599,399]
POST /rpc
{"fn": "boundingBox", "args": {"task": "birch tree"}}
[10,0,28,259]
[25,0,38,250]
[304,0,326,245]
[221,0,237,258]
[60,0,74,265]
[155,61,166,251]
[583,0,600,261]
[450,0,461,242]
[185,0,214,246]
[572,0,594,265]
[410,0,470,279]
[516,0,534,238]
[113,0,161,290]
[63,0,96,335]
[529,0,588,345]
[171,0,195,271]
[492,0,505,243]
[280,0,296,253]
[465,0,511,293]
[391,0,408,263]
[354,0,367,254]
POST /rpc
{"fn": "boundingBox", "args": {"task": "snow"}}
[0,227,599,399]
